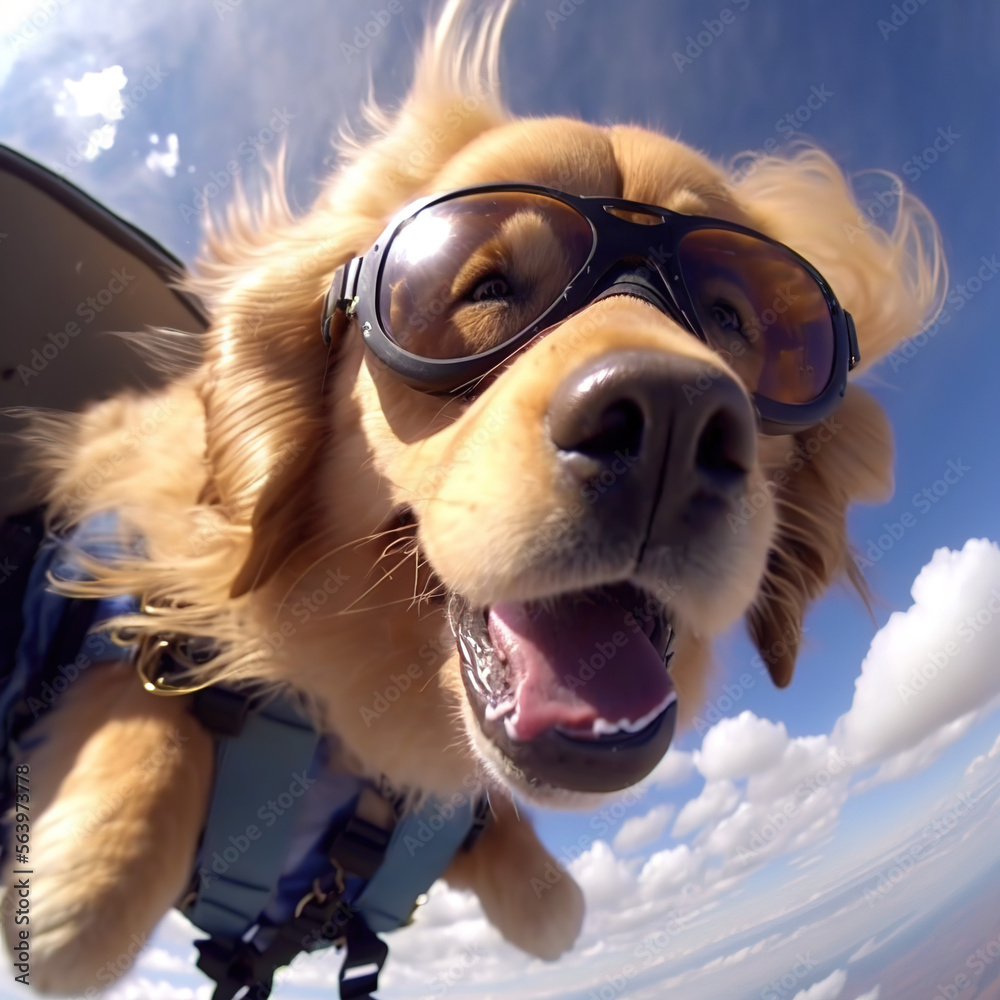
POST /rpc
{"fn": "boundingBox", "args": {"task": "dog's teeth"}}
[591,691,678,737]
[464,665,483,694]
[458,633,475,664]
[503,714,524,740]
[485,698,516,722]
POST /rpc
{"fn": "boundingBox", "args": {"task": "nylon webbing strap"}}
[186,695,319,940]
[353,793,480,933]
[339,918,389,999]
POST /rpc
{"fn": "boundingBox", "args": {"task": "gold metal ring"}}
[294,878,330,919]
[134,635,218,697]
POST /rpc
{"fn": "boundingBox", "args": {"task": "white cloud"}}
[834,539,1000,765]
[855,713,977,792]
[146,132,179,177]
[852,987,881,1000]
[673,780,740,837]
[792,968,847,1000]
[848,937,879,963]
[614,804,674,853]
[403,880,484,930]
[136,948,191,973]
[965,730,1000,776]
[568,840,638,909]
[702,780,848,869]
[153,910,204,949]
[51,64,128,162]
[747,736,844,802]
[641,748,695,787]
[790,853,825,871]
[639,843,698,896]
[103,980,211,1000]
[56,64,127,119]
[696,711,789,781]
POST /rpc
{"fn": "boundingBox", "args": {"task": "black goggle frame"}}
[322,183,860,434]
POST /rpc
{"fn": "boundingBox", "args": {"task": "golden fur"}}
[3,1,944,992]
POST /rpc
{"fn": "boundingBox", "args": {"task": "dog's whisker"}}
[368,536,420,578]
[276,523,416,613]
[373,538,411,564]
[321,590,447,618]
[336,551,420,615]
[418,667,447,693]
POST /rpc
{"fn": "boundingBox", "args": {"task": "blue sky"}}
[2,2,999,998]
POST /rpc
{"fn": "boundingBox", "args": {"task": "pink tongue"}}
[487,593,673,741]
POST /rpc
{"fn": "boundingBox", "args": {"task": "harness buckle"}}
[327,787,397,881]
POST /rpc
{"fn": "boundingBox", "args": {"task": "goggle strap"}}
[589,266,677,322]
[321,255,364,345]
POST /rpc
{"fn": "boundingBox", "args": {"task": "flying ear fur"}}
[748,386,893,688]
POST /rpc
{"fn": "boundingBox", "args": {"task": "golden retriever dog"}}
[3,0,943,993]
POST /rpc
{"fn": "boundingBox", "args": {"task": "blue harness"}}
[0,511,488,1000]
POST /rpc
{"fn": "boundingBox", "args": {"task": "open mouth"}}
[451,582,678,793]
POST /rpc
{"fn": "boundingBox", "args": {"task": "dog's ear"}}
[194,233,350,599]
[229,429,326,598]
[748,386,893,687]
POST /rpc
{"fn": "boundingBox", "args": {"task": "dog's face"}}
[209,116,901,809]
[338,122,779,805]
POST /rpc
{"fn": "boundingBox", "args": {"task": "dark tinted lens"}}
[678,229,835,405]
[379,192,594,360]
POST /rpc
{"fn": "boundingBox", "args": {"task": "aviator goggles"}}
[322,183,860,433]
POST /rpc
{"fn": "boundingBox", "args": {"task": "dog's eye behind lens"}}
[379,191,593,360]
[678,228,836,405]
[470,274,512,303]
[710,300,745,335]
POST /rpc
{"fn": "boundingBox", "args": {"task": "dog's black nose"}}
[547,350,756,555]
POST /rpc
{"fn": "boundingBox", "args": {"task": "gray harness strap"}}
[184,693,320,940]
